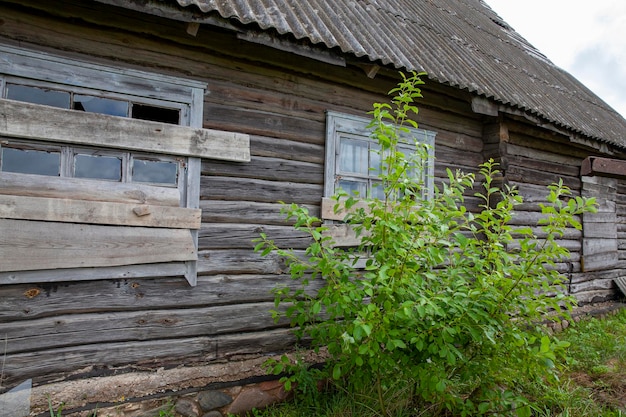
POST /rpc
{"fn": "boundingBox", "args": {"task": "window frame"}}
[323,111,436,248]
[324,111,435,201]
[0,44,249,286]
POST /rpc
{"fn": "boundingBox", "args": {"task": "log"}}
[202,156,323,184]
[198,223,312,250]
[0,302,285,354]
[200,200,319,225]
[200,176,323,205]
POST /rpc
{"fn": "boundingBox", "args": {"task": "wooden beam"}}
[471,96,499,116]
[0,219,197,272]
[581,156,626,178]
[0,99,251,162]
[0,195,201,229]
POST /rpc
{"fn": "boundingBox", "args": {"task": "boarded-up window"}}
[0,44,250,286]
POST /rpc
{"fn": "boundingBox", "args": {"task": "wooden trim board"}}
[0,99,251,162]
[0,219,197,272]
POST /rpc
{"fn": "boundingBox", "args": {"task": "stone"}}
[202,412,223,417]
[135,405,174,417]
[175,397,202,417]
[258,380,290,401]
[225,387,275,416]
[197,390,233,411]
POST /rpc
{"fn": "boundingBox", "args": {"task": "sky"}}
[485,0,626,119]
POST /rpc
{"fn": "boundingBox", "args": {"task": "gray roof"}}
[174,0,626,147]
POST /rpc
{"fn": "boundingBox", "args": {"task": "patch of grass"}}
[556,308,626,415]
[252,307,626,417]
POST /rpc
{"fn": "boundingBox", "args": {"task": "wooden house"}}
[1,0,625,413]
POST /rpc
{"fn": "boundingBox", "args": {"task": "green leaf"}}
[332,364,342,380]
[435,379,446,392]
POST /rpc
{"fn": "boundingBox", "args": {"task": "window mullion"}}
[123,153,132,183]
[61,146,72,178]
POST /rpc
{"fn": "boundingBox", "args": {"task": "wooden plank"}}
[0,302,283,354]
[197,249,290,275]
[0,99,250,162]
[582,223,617,239]
[503,143,581,167]
[200,200,319,225]
[434,144,484,170]
[582,238,619,271]
[0,219,196,272]
[203,103,325,145]
[574,290,617,304]
[185,157,202,286]
[323,224,363,247]
[581,156,626,178]
[0,328,296,386]
[201,155,323,184]
[614,276,626,296]
[200,176,324,205]
[569,278,618,294]
[0,273,323,321]
[321,197,370,221]
[0,43,203,103]
[251,135,324,164]
[0,172,180,206]
[582,211,617,239]
[0,195,201,229]
[198,223,312,250]
[505,164,580,189]
[0,262,186,285]
[501,153,580,178]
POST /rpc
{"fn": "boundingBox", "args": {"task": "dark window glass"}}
[73,95,128,117]
[1,147,60,176]
[74,154,122,181]
[132,104,179,124]
[6,84,70,108]
[133,159,178,184]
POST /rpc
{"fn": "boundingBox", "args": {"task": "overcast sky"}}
[485,0,626,119]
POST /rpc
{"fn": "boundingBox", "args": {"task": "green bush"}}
[255,72,597,416]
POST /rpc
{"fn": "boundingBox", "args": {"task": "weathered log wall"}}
[501,119,626,303]
[0,1,623,405]
[0,0,485,391]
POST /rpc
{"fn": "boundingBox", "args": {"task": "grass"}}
[251,306,626,417]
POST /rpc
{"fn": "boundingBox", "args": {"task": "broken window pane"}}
[74,154,122,181]
[73,95,128,117]
[131,104,180,124]
[1,147,60,176]
[133,159,178,185]
[6,84,70,108]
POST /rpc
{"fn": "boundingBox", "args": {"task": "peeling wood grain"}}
[0,195,201,229]
[0,99,250,161]
[0,219,196,272]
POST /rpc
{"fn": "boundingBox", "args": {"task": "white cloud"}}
[485,0,626,118]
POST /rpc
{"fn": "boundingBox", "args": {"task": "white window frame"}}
[0,44,250,286]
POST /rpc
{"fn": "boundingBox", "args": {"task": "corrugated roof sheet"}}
[175,0,626,147]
